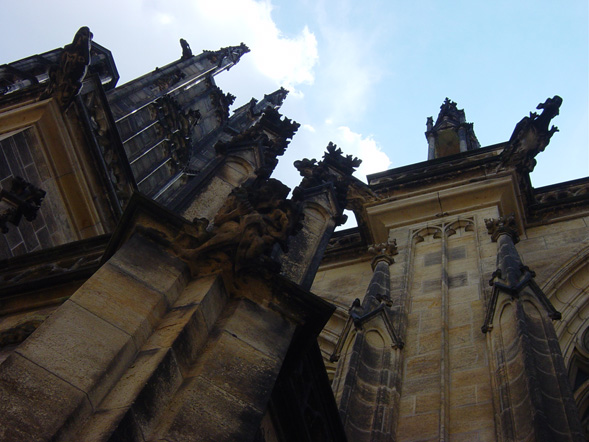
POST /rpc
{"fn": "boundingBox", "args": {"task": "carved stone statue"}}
[41,26,93,109]
[0,177,46,233]
[180,38,193,59]
[503,95,563,173]
[534,95,562,134]
[175,178,302,274]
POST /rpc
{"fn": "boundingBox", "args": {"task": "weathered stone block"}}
[222,298,295,360]
[516,236,547,254]
[15,300,136,408]
[164,375,263,442]
[415,392,440,414]
[70,263,168,350]
[0,352,92,442]
[75,407,143,442]
[450,345,485,371]
[399,395,415,417]
[449,323,473,347]
[406,352,441,377]
[526,218,587,239]
[418,330,441,354]
[403,374,439,395]
[451,367,492,388]
[449,301,474,327]
[108,234,188,306]
[449,385,476,408]
[146,304,209,374]
[411,293,442,311]
[397,411,439,440]
[449,402,494,434]
[188,326,283,411]
[130,348,184,438]
[417,309,441,331]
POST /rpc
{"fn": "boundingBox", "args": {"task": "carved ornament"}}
[174,178,302,276]
[262,87,289,108]
[40,26,93,110]
[502,95,562,173]
[84,91,134,206]
[0,317,47,348]
[482,215,561,333]
[204,43,250,68]
[293,143,361,216]
[152,69,186,93]
[149,95,201,172]
[0,176,45,234]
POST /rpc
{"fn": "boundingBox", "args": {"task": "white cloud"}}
[189,0,318,93]
[332,126,391,181]
[154,12,174,26]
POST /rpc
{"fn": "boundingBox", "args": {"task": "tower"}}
[426,98,481,160]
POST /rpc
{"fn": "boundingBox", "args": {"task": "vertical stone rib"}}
[439,228,450,441]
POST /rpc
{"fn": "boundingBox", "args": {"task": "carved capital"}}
[485,215,519,243]
[368,240,397,270]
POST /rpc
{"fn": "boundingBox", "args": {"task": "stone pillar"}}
[331,242,404,442]
[483,215,584,441]
[279,142,361,291]
[277,183,342,291]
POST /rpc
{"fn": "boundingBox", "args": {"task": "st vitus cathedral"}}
[0,28,588,442]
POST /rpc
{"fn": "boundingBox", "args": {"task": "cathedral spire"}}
[425,98,480,160]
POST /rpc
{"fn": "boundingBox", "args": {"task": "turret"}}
[425,98,480,160]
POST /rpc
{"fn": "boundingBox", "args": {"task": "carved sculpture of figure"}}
[0,177,46,233]
[41,26,93,109]
[534,95,563,134]
[509,95,563,145]
[176,178,301,273]
[504,95,563,173]
[180,38,193,59]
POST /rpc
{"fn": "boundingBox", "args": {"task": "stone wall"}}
[313,207,589,440]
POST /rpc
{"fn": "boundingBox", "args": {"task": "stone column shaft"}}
[333,243,403,442]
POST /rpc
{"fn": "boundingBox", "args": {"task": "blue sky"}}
[1,0,587,194]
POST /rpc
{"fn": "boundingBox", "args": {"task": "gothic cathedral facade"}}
[1,28,588,441]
